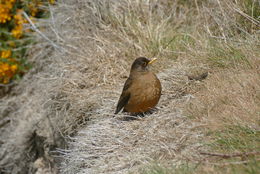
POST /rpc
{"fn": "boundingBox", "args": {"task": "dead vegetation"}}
[0,0,259,174]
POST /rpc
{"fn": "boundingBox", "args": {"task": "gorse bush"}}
[0,0,54,84]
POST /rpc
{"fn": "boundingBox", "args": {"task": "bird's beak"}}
[148,58,157,65]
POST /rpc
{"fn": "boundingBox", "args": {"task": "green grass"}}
[238,0,260,33]
[209,158,260,174]
[139,163,197,174]
[229,160,260,174]
[209,125,260,152]
[207,40,250,68]
[139,160,260,174]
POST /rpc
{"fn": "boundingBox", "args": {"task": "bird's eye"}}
[142,62,147,66]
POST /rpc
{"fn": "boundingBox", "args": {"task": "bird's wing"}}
[114,77,132,114]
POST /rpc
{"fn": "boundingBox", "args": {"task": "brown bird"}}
[115,57,162,115]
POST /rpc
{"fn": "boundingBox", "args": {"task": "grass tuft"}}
[207,41,249,68]
[209,125,260,152]
[139,163,197,174]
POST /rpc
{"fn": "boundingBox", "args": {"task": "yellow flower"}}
[5,1,14,10]
[3,78,9,84]
[1,63,9,71]
[14,9,24,23]
[11,25,23,38]
[0,11,11,23]
[1,50,12,58]
[0,62,17,84]
[29,3,38,17]
[49,0,55,4]
[0,1,15,23]
[11,64,18,72]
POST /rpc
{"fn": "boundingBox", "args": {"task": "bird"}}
[115,57,162,115]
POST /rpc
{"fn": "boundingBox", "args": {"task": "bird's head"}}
[130,57,157,72]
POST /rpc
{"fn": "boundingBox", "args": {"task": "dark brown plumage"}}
[115,57,162,115]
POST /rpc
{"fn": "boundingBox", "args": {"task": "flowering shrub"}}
[0,0,55,84]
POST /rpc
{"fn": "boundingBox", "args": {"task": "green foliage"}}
[207,40,250,68]
[0,0,54,84]
[210,125,260,152]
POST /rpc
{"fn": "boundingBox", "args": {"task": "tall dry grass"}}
[56,0,259,173]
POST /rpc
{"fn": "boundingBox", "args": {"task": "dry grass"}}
[186,68,260,129]
[0,0,259,173]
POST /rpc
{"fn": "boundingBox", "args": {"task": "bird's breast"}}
[125,72,161,113]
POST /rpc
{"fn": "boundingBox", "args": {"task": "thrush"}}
[115,57,162,115]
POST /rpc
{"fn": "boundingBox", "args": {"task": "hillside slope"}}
[0,0,259,174]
